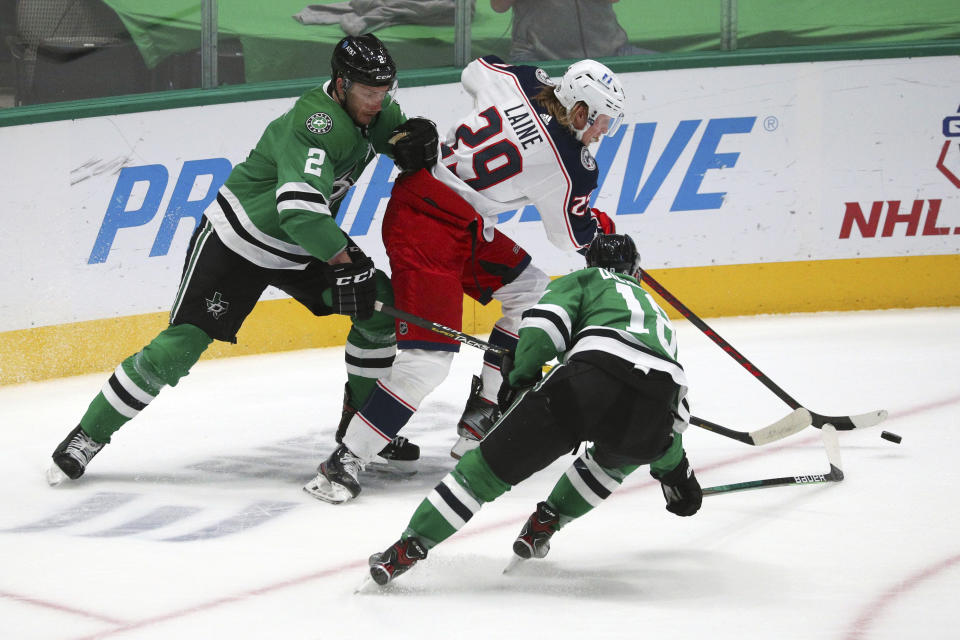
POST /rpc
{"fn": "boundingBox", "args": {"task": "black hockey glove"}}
[496,353,541,412]
[652,455,702,517]
[328,255,377,320]
[389,117,439,174]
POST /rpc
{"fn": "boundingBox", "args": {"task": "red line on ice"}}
[843,552,960,640]
[0,590,127,625]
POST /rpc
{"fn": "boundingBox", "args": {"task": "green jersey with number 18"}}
[203,80,405,269]
[512,266,690,428]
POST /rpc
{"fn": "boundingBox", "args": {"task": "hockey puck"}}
[881,431,902,444]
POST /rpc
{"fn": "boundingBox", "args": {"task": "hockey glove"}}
[328,256,377,320]
[389,117,439,174]
[496,353,542,412]
[590,208,616,235]
[652,455,702,517]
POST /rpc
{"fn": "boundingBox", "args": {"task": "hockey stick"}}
[690,409,810,446]
[702,424,843,496]
[504,426,844,575]
[375,301,511,355]
[640,271,887,431]
[376,301,806,446]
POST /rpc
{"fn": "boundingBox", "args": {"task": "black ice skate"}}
[336,383,420,468]
[376,435,419,463]
[513,501,560,560]
[303,444,365,504]
[47,425,105,486]
[450,375,500,459]
[369,537,428,586]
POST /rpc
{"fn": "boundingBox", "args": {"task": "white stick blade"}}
[848,409,888,429]
[821,424,844,481]
[749,408,812,445]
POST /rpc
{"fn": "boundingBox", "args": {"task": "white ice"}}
[2,308,959,640]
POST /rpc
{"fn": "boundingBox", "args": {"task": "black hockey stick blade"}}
[691,408,811,446]
[374,301,510,355]
[702,424,844,496]
[809,408,887,431]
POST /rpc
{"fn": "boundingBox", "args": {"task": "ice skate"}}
[369,435,420,475]
[512,501,560,560]
[303,444,365,504]
[368,537,428,586]
[47,425,105,486]
[450,375,500,459]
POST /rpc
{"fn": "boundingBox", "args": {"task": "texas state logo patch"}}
[306,112,333,135]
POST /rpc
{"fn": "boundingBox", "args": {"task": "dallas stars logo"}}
[306,112,333,135]
[205,292,230,319]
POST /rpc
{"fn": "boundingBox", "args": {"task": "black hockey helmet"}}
[331,34,397,88]
[585,233,641,277]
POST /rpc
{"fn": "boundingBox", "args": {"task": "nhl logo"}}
[306,112,333,135]
[398,321,408,336]
[580,147,597,170]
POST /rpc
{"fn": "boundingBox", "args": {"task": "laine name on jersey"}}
[504,104,544,150]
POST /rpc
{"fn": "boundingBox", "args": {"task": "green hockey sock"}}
[80,324,212,443]
[404,448,512,548]
[343,273,396,407]
[546,447,638,529]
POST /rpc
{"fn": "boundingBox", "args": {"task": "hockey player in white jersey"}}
[305,56,626,504]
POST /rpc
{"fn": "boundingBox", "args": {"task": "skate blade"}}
[366,458,418,476]
[46,463,69,487]
[302,475,355,504]
[502,555,526,575]
[354,574,378,594]
[449,436,479,460]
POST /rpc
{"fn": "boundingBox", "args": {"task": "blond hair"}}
[534,85,579,130]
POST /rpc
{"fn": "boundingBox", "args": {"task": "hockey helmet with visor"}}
[555,59,625,142]
[331,34,398,104]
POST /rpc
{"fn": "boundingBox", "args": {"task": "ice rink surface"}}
[2,307,958,640]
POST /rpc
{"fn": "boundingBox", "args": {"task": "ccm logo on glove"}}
[328,256,377,320]
[334,268,374,286]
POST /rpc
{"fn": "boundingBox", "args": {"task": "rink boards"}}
[1,55,958,383]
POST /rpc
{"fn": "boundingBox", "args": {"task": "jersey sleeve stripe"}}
[520,304,571,347]
[519,316,568,352]
[206,187,313,268]
[276,182,332,215]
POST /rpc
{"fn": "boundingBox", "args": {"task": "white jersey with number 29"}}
[431,55,602,252]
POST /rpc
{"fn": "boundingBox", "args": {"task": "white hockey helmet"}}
[555,59,626,141]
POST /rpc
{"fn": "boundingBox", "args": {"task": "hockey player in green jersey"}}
[47,34,424,485]
[366,233,703,586]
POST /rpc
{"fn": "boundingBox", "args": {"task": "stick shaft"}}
[640,271,887,431]
[703,420,844,496]
[375,301,510,355]
[376,301,813,445]
[640,271,802,410]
